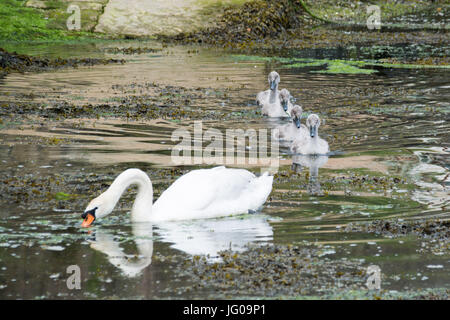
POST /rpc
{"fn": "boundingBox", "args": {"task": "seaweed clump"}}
[0,48,124,78]
[162,0,308,45]
[344,219,450,255]
[344,219,450,239]
[171,244,366,297]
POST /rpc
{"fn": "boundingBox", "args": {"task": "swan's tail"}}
[247,172,273,211]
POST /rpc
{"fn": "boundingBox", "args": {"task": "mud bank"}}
[0,48,124,78]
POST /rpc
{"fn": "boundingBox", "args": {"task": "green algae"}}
[54,192,74,201]
[0,0,98,41]
[313,61,377,74]
[231,54,449,74]
[232,55,377,74]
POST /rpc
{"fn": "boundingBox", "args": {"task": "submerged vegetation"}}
[173,243,367,297]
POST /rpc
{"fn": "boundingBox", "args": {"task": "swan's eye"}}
[81,207,97,219]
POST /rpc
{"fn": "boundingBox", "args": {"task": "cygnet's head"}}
[306,114,321,138]
[290,105,303,128]
[268,71,280,90]
[279,88,291,112]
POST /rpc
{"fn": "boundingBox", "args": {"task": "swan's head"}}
[306,114,321,138]
[268,71,280,90]
[291,105,303,128]
[279,88,291,112]
[81,192,115,227]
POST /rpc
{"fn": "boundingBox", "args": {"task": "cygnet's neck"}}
[269,85,278,103]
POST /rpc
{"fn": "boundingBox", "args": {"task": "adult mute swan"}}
[81,166,273,227]
[290,114,329,155]
[273,105,308,142]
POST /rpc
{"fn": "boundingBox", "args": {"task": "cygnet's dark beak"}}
[310,125,316,138]
[269,80,277,90]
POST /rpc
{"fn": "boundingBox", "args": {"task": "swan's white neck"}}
[105,169,153,222]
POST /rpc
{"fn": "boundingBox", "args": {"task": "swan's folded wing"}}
[152,167,257,220]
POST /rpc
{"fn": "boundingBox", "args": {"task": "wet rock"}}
[160,0,308,45]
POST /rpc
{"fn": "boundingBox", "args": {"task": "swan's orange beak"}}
[81,213,95,228]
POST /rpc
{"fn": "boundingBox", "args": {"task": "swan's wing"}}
[294,126,309,142]
[318,138,330,154]
[267,101,289,118]
[274,123,291,140]
[257,90,269,105]
[153,167,257,219]
[291,129,310,153]
[261,103,270,116]
[300,125,309,138]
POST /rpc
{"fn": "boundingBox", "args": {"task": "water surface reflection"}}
[89,215,273,277]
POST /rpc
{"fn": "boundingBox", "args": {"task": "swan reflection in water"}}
[88,215,273,277]
[292,155,329,196]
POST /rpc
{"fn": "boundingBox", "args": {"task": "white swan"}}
[290,114,329,155]
[81,166,273,226]
[273,105,308,142]
[257,71,289,118]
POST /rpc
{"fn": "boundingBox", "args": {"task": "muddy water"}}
[0,41,448,299]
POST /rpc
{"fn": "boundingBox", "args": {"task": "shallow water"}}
[0,41,448,299]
